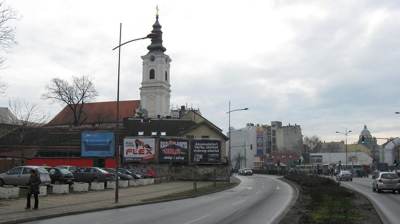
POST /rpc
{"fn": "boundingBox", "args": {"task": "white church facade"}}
[139,13,171,118]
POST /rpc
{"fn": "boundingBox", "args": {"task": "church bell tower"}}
[139,12,171,118]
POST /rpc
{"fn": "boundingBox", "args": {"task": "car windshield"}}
[97,168,109,174]
[381,173,398,179]
[59,168,72,175]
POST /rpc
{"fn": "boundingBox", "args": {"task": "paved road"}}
[341,177,400,224]
[26,175,296,224]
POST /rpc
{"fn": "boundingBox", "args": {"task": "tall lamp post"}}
[336,129,352,169]
[112,23,155,203]
[227,101,248,174]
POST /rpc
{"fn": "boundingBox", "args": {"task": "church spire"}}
[147,6,166,53]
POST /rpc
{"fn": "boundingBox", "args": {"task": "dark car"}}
[103,168,133,180]
[45,167,74,184]
[336,170,353,181]
[73,167,114,183]
[119,168,143,179]
[128,168,147,179]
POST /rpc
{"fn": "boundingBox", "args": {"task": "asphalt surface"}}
[25,175,296,224]
[341,177,400,224]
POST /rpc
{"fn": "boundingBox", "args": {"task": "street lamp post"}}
[336,129,352,169]
[112,23,154,203]
[227,101,248,175]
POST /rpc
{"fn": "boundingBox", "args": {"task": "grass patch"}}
[285,174,361,224]
[142,182,237,202]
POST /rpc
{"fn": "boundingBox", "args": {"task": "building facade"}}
[229,121,303,169]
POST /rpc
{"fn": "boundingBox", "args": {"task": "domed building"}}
[358,125,377,147]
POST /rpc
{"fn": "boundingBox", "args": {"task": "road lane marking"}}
[232,199,246,206]
[184,214,211,224]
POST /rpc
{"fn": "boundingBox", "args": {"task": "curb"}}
[272,177,300,224]
[1,181,239,224]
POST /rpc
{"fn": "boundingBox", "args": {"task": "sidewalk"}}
[0,181,214,224]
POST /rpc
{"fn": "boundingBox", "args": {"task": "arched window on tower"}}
[165,71,168,81]
[149,69,155,80]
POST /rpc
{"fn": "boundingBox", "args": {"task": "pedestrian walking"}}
[26,169,41,210]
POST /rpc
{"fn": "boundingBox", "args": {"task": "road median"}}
[280,174,382,224]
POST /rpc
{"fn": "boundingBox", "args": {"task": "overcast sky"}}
[1,0,399,144]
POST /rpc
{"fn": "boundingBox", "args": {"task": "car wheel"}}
[0,179,4,186]
[372,187,376,192]
[377,187,382,193]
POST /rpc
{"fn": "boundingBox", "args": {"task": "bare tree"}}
[7,99,47,145]
[303,135,322,153]
[42,75,98,126]
[0,1,17,92]
[7,99,47,162]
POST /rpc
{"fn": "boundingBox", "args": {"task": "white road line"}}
[183,214,211,224]
[232,199,246,206]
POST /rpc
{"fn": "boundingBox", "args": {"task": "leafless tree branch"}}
[42,75,98,126]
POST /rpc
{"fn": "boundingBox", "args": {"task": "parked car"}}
[0,166,51,186]
[122,168,143,179]
[336,170,353,181]
[103,168,133,180]
[128,168,147,178]
[372,172,400,193]
[119,168,143,179]
[56,165,79,174]
[45,167,74,184]
[73,167,114,183]
[239,168,253,176]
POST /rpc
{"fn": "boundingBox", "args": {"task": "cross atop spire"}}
[156,5,159,19]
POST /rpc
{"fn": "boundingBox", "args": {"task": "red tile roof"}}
[47,100,140,126]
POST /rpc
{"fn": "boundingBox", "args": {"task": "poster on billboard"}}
[81,131,115,157]
[159,139,189,163]
[124,138,155,162]
[191,140,221,164]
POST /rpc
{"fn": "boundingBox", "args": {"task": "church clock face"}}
[150,55,155,61]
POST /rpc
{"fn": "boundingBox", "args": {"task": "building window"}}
[165,71,168,81]
[201,135,209,139]
[149,69,155,79]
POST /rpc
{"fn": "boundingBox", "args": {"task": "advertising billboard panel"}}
[81,131,115,157]
[191,140,221,164]
[159,139,189,163]
[123,138,155,162]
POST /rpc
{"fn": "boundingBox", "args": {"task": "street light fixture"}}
[227,101,248,176]
[112,23,154,203]
[336,129,352,170]
[395,112,400,115]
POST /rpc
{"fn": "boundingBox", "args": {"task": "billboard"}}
[191,140,221,164]
[123,138,155,162]
[81,131,115,157]
[159,139,189,163]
